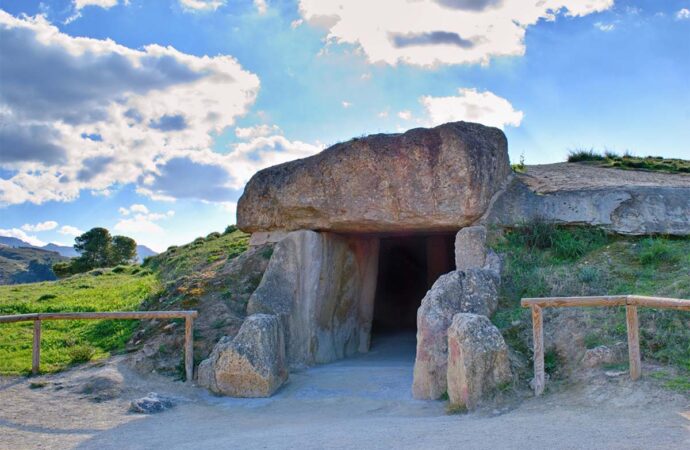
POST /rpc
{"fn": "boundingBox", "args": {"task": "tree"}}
[111,235,137,265]
[74,227,112,270]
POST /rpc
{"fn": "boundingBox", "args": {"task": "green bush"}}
[67,345,96,365]
[567,148,605,162]
[638,238,680,266]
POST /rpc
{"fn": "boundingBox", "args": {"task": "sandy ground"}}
[519,163,690,194]
[1,333,688,450]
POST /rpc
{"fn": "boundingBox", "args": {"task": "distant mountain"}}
[136,245,157,262]
[0,235,157,263]
[0,246,67,285]
[0,236,31,248]
[43,243,79,258]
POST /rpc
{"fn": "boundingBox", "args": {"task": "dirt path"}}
[1,334,688,450]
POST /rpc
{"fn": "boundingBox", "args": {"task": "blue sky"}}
[0,0,689,251]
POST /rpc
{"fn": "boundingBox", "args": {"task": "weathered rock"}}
[486,164,690,235]
[446,313,511,410]
[197,314,288,397]
[247,230,379,369]
[581,345,622,368]
[129,392,176,414]
[237,122,511,234]
[412,268,500,400]
[455,226,487,270]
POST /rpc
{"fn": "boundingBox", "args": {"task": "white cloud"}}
[179,0,224,11]
[223,135,323,189]
[291,19,304,29]
[0,228,46,246]
[254,0,268,14]
[420,88,523,129]
[676,9,690,20]
[595,22,615,32]
[235,124,281,139]
[342,101,352,108]
[298,0,614,66]
[74,0,118,10]
[0,11,260,206]
[59,225,84,236]
[21,221,59,232]
[114,206,175,234]
[397,110,412,120]
[129,204,149,214]
[378,110,389,118]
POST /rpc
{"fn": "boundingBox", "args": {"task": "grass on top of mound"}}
[143,227,250,283]
[566,149,690,174]
[490,221,690,388]
[0,265,160,375]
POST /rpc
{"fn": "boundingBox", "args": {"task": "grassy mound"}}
[567,149,690,174]
[491,222,690,389]
[0,266,159,375]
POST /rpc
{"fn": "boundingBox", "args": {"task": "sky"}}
[0,0,689,252]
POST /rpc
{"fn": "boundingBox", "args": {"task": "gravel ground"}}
[1,333,688,450]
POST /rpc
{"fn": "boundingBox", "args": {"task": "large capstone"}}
[247,230,380,369]
[197,314,288,398]
[237,122,511,234]
[446,313,511,411]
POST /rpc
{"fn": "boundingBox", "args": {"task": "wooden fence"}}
[0,310,198,381]
[521,295,690,396]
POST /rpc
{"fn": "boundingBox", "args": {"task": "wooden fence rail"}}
[0,310,198,381]
[521,295,690,396]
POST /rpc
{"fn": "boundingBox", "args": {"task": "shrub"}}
[567,148,605,162]
[224,225,238,235]
[206,232,221,240]
[68,345,96,365]
[37,294,57,301]
[638,238,680,266]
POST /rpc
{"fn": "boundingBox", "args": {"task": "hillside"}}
[0,265,159,375]
[128,228,271,378]
[490,224,690,390]
[0,246,66,285]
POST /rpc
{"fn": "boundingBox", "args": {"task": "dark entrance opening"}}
[372,233,456,334]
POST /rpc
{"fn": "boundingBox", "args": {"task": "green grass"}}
[490,222,690,378]
[144,229,249,283]
[566,149,690,173]
[0,266,159,375]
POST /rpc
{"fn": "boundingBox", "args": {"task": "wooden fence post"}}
[32,319,41,375]
[185,316,194,383]
[625,304,641,380]
[531,305,545,396]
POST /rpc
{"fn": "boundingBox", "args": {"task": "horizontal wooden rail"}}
[0,310,198,381]
[521,295,690,396]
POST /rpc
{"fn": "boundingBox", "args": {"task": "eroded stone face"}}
[237,122,511,234]
[412,268,500,400]
[246,230,380,369]
[446,313,511,410]
[197,314,288,398]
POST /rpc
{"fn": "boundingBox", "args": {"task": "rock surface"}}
[197,314,288,397]
[454,226,487,270]
[486,163,690,235]
[129,392,176,414]
[581,345,624,368]
[446,313,511,410]
[412,267,500,400]
[247,230,380,368]
[237,122,511,233]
